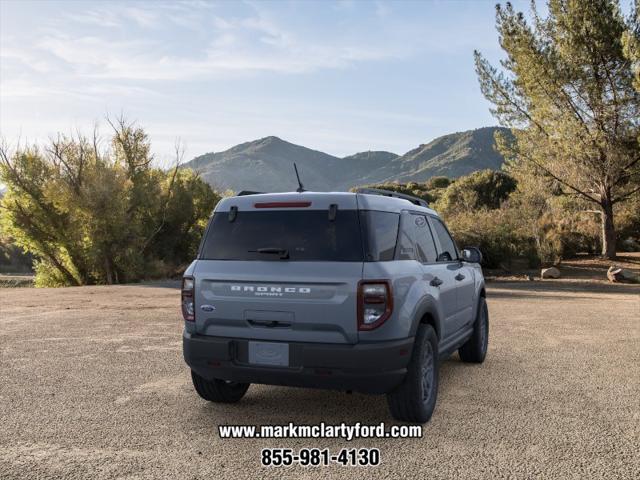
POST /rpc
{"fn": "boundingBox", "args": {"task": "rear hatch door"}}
[193,193,363,344]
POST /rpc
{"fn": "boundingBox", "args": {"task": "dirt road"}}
[1,281,638,479]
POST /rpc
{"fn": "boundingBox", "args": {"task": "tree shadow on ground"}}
[487,279,640,296]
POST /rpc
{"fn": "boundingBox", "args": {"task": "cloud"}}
[4,3,408,84]
[375,1,392,18]
[0,0,500,162]
[65,8,123,28]
[64,5,159,29]
[122,7,159,28]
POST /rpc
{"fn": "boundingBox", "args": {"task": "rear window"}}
[200,210,364,261]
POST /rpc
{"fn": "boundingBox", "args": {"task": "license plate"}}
[248,341,289,367]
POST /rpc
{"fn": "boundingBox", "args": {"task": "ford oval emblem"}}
[201,305,216,312]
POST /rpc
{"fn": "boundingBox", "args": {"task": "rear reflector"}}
[254,202,312,208]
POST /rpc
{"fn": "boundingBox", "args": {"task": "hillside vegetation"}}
[0,120,219,286]
[364,169,639,269]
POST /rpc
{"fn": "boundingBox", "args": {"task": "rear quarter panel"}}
[360,260,443,342]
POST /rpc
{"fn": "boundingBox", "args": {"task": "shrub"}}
[444,207,539,269]
[0,121,219,286]
[435,169,517,216]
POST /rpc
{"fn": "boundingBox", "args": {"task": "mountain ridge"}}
[183,126,511,193]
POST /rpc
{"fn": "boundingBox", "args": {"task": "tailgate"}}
[193,260,362,344]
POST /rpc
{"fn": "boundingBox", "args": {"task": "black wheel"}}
[386,324,439,424]
[190,370,250,403]
[459,296,489,363]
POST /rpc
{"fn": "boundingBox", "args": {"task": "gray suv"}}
[182,189,488,423]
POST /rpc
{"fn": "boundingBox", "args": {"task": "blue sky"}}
[0,0,529,163]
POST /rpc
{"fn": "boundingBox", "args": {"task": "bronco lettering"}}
[230,285,311,294]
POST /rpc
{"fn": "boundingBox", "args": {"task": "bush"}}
[444,207,539,269]
[0,121,219,286]
[355,177,451,205]
[435,169,517,216]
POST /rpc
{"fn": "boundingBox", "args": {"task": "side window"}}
[430,217,458,262]
[360,211,400,261]
[411,214,438,263]
[396,213,417,260]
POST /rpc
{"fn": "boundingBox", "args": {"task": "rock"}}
[607,266,639,283]
[524,274,535,281]
[541,267,561,279]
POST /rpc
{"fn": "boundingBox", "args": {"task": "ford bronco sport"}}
[182,189,488,423]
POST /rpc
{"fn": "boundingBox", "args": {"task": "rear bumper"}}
[183,331,414,394]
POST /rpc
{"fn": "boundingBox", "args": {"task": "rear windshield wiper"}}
[248,247,290,260]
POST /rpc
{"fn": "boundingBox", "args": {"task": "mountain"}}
[354,127,512,185]
[330,151,401,188]
[341,151,399,172]
[183,136,342,192]
[182,127,511,193]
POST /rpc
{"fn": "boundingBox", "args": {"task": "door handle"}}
[430,277,443,287]
[455,273,465,281]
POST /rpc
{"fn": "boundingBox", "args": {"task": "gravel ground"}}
[0,281,638,479]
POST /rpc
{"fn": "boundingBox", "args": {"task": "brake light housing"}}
[254,201,312,208]
[357,280,393,330]
[181,276,195,322]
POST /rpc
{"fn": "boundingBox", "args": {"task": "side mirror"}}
[462,247,482,264]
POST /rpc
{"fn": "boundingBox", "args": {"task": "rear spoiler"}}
[237,191,264,196]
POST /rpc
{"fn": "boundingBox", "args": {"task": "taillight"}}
[357,280,393,330]
[181,276,195,322]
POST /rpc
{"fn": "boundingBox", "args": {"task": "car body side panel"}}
[408,294,445,340]
[456,262,477,327]
[360,260,443,342]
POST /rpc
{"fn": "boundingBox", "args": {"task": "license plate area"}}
[248,341,289,367]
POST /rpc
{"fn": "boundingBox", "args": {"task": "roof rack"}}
[237,190,264,196]
[355,187,429,207]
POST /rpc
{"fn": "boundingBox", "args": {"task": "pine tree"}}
[475,0,640,259]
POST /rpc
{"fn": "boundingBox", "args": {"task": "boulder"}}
[541,267,561,279]
[607,266,639,283]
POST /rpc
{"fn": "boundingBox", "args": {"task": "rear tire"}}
[458,296,489,363]
[191,371,250,403]
[386,324,439,424]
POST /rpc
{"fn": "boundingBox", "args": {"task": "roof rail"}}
[355,187,429,207]
[237,190,264,196]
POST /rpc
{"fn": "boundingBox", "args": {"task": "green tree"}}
[0,120,219,286]
[425,176,451,190]
[435,169,517,216]
[475,0,640,258]
[623,2,640,92]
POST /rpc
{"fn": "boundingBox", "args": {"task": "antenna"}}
[293,163,305,193]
